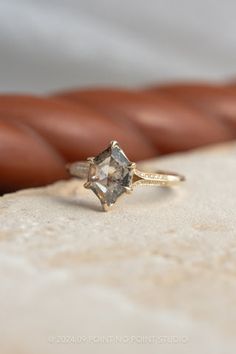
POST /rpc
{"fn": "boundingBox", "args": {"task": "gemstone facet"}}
[86,142,133,209]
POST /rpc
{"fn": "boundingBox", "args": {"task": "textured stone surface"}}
[0,143,236,354]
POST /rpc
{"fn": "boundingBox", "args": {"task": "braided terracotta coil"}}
[0,81,236,194]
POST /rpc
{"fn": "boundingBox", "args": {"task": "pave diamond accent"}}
[87,142,133,208]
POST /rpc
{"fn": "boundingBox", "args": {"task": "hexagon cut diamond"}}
[87,142,133,208]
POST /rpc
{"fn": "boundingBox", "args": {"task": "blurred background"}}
[1,0,236,93]
[1,0,236,194]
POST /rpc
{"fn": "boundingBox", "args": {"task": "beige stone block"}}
[0,143,236,354]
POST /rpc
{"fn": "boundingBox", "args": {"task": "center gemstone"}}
[88,142,133,207]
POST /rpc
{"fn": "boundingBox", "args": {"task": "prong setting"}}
[87,157,95,163]
[84,182,91,189]
[128,162,136,170]
[101,202,110,212]
[124,186,133,194]
[110,140,118,148]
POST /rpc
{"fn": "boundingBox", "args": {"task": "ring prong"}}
[102,202,110,212]
[87,157,95,163]
[129,162,136,170]
[124,186,133,194]
[84,182,91,189]
[110,140,118,148]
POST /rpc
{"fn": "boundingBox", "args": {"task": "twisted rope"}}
[1,81,236,193]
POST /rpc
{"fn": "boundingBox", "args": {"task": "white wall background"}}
[0,0,235,93]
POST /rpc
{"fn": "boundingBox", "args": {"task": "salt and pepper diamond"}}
[84,141,135,210]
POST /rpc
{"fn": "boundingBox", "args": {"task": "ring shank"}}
[133,169,185,187]
[67,162,89,179]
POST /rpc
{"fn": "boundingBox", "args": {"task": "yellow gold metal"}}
[87,157,95,163]
[124,186,133,194]
[128,162,136,170]
[133,169,185,187]
[84,181,91,189]
[102,203,109,212]
[110,140,119,148]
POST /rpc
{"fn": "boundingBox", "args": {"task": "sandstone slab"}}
[0,143,236,354]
